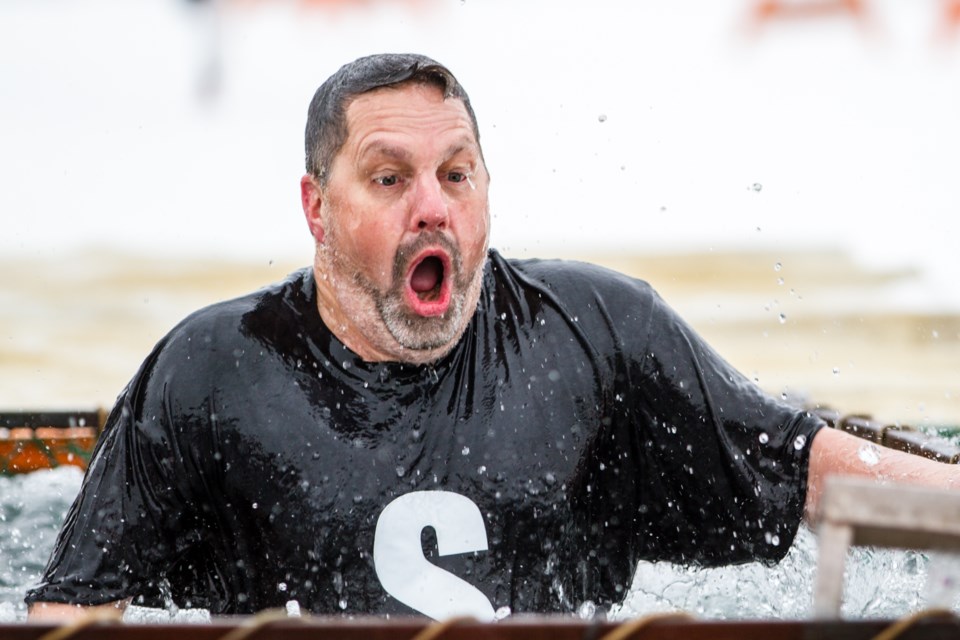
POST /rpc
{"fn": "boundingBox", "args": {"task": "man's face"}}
[308,82,490,361]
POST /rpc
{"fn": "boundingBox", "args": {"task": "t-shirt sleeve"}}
[25,336,212,607]
[598,279,825,567]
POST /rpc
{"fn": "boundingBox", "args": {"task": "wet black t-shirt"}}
[26,250,823,616]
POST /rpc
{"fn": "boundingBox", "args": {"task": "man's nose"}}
[409,174,448,232]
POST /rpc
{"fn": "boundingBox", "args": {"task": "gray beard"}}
[328,231,481,353]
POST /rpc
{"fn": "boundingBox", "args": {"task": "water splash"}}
[577,600,597,619]
[2,468,953,622]
[614,527,933,620]
[857,443,881,466]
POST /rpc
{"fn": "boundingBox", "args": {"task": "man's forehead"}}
[343,84,478,150]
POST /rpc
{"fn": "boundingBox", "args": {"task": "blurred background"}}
[2,0,959,425]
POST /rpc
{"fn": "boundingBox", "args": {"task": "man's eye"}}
[447,172,466,183]
[375,175,399,187]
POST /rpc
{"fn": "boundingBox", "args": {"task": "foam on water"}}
[1,468,957,622]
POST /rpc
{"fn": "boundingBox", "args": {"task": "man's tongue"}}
[410,257,441,294]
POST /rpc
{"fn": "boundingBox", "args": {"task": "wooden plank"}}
[814,477,960,618]
[814,522,853,619]
[3,618,959,640]
[0,410,104,474]
[0,427,98,474]
[884,429,960,464]
[820,478,960,541]
[836,415,889,444]
[0,410,104,429]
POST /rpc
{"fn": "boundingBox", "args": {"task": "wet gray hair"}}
[304,53,482,186]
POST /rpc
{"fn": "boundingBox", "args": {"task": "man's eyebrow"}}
[442,139,482,164]
[357,138,479,164]
[358,143,413,163]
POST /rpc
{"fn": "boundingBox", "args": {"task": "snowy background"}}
[2,0,959,309]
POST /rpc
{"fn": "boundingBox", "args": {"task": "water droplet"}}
[278,582,287,592]
[774,262,782,272]
[858,443,881,466]
[752,182,763,192]
[597,114,607,123]
[339,598,348,610]
[764,531,781,546]
[495,606,512,620]
[462,446,470,455]
[778,313,786,324]
[793,434,807,451]
[395,466,405,477]
[252,502,258,510]
[832,367,840,376]
[758,432,769,444]
[285,600,301,617]
[477,465,487,475]
[548,370,561,382]
[578,600,597,619]
[500,312,507,320]
[545,472,557,485]
[353,495,363,504]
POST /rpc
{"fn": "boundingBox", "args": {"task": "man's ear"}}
[300,174,325,244]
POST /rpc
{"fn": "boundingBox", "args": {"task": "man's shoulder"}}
[491,250,657,301]
[163,267,314,349]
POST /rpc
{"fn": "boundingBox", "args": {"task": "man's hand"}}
[806,426,960,522]
[27,600,128,621]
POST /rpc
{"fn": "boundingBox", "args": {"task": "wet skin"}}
[300,83,491,365]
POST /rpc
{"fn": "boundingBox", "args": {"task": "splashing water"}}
[614,527,948,620]
[1,468,957,621]
[0,467,82,619]
[857,443,882,467]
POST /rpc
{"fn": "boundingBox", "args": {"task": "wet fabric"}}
[26,250,824,615]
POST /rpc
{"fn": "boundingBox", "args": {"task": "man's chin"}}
[382,309,464,355]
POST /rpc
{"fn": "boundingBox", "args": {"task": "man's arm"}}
[27,600,128,621]
[805,426,960,521]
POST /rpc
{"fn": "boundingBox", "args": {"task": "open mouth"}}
[410,255,444,302]
[405,252,452,317]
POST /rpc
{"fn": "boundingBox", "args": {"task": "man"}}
[26,53,960,621]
